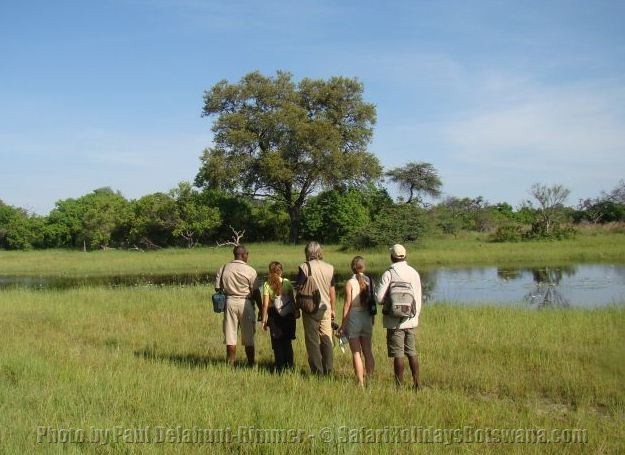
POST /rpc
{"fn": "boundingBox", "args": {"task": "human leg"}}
[393,357,405,386]
[319,316,334,375]
[302,314,323,374]
[241,300,257,366]
[223,299,244,365]
[404,328,419,388]
[360,336,375,378]
[284,340,294,370]
[226,345,237,365]
[348,338,365,386]
[407,355,420,388]
[387,329,406,386]
[283,314,295,370]
[275,338,292,372]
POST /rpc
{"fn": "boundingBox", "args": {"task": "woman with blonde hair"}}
[261,261,297,372]
[340,256,375,386]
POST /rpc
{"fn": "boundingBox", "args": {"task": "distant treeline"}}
[1,180,624,251]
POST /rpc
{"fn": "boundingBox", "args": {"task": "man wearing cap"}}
[215,245,258,366]
[376,244,423,389]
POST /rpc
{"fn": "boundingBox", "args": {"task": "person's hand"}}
[262,317,269,331]
[331,309,336,321]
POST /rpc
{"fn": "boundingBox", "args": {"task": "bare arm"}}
[261,293,270,331]
[215,266,223,292]
[341,281,352,331]
[329,285,336,320]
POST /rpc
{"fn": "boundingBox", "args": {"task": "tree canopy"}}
[385,161,442,205]
[195,70,382,242]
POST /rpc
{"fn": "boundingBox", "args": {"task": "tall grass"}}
[1,231,624,278]
[1,287,623,453]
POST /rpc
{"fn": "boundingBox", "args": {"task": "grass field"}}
[1,231,624,278]
[1,287,623,453]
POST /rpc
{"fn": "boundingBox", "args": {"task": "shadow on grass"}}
[134,347,277,374]
[134,346,341,381]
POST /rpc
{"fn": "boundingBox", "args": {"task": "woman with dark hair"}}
[261,261,297,372]
[340,256,375,386]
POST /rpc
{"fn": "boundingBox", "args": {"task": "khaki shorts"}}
[223,298,256,346]
[345,308,373,339]
[386,328,416,358]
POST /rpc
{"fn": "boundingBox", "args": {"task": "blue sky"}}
[1,0,624,215]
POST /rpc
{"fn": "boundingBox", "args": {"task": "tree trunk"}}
[288,205,301,244]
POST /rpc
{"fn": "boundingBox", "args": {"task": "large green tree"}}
[0,202,44,250]
[129,193,179,248]
[170,182,221,248]
[195,71,382,242]
[46,188,131,250]
[385,161,442,205]
[300,187,370,244]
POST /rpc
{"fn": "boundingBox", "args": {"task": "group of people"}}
[214,241,423,388]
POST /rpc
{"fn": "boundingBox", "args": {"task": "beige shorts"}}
[223,297,256,346]
[386,328,416,358]
[345,308,373,339]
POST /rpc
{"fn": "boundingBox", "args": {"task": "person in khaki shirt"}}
[215,245,258,365]
[296,241,336,375]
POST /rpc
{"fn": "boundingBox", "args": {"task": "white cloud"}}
[370,74,625,204]
[444,78,625,172]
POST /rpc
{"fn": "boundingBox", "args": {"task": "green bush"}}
[523,222,577,241]
[341,204,425,249]
[490,223,525,242]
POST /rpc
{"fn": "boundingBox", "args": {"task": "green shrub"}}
[341,204,425,249]
[490,223,525,242]
[523,222,577,241]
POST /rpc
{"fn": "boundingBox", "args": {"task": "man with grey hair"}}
[376,244,422,389]
[296,241,336,375]
[215,245,258,366]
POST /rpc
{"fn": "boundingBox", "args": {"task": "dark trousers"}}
[272,337,294,372]
[267,307,296,372]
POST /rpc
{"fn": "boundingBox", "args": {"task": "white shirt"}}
[375,261,422,329]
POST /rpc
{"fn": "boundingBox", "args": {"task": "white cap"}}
[390,244,406,259]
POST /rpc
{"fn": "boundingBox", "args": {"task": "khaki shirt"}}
[215,260,257,299]
[298,259,335,311]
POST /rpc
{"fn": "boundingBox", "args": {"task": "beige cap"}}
[390,244,406,259]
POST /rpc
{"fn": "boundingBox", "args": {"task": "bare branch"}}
[216,226,245,247]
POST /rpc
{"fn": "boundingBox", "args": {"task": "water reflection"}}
[1,264,624,307]
[523,267,574,308]
[0,273,209,290]
[497,266,575,308]
[421,264,625,308]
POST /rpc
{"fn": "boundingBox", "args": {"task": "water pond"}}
[1,264,624,308]
[418,264,625,308]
